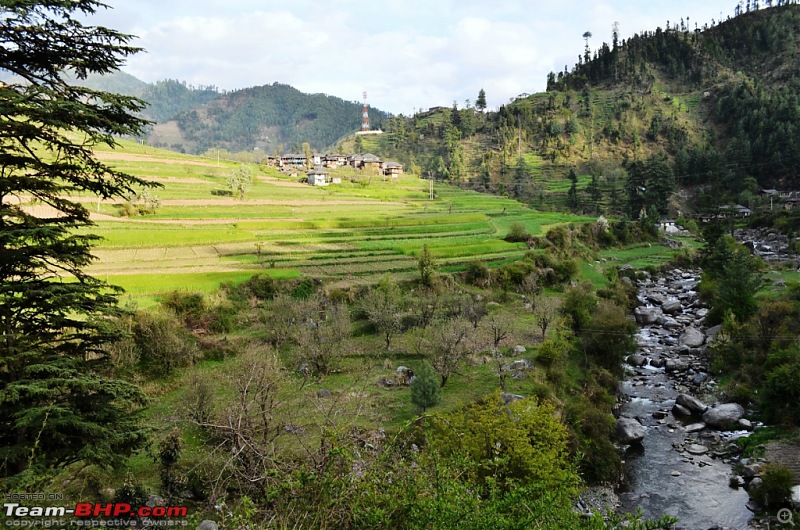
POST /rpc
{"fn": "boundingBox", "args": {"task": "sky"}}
[90,0,741,115]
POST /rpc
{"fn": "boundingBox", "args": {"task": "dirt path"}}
[256,175,308,188]
[88,213,304,224]
[94,151,219,167]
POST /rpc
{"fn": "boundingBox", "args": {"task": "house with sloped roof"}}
[307,167,330,186]
[361,153,382,169]
[324,154,347,168]
[383,161,404,178]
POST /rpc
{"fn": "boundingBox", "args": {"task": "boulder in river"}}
[672,403,692,417]
[634,306,661,325]
[676,393,708,414]
[686,443,709,455]
[702,403,745,430]
[615,417,645,445]
[666,359,689,372]
[679,327,705,348]
[662,299,682,315]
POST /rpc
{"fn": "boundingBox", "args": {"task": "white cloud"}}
[98,0,739,114]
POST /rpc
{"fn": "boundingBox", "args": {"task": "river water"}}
[617,270,755,529]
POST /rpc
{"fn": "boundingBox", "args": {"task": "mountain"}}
[153,82,388,155]
[356,3,800,217]
[55,71,389,154]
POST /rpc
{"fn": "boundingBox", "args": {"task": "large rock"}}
[676,393,708,414]
[634,306,661,325]
[197,521,219,530]
[666,359,689,372]
[501,393,525,405]
[702,403,745,430]
[662,299,682,315]
[672,403,692,417]
[615,417,645,445]
[679,327,705,348]
[686,444,709,455]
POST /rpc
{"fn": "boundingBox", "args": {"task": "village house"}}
[361,153,382,170]
[383,161,404,178]
[348,154,363,168]
[307,167,330,186]
[324,154,347,168]
[280,153,307,169]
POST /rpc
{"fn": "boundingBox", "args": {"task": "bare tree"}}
[202,348,287,499]
[413,318,475,387]
[260,293,304,351]
[294,302,352,376]
[360,280,405,349]
[481,312,515,390]
[533,296,561,340]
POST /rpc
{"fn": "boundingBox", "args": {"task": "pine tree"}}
[567,168,580,211]
[476,88,487,112]
[0,0,151,481]
[410,363,442,413]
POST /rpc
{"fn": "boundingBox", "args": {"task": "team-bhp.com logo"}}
[4,502,189,527]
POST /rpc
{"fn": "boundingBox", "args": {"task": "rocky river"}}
[616,268,758,529]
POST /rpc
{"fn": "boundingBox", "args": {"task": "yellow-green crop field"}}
[41,139,599,303]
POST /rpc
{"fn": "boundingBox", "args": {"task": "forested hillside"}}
[364,3,800,218]
[60,71,389,154]
[156,82,388,154]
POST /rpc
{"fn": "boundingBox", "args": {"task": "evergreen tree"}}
[567,168,580,211]
[476,88,487,112]
[410,363,441,412]
[0,0,151,480]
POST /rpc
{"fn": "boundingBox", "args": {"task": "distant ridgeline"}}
[368,3,800,218]
[66,72,389,155]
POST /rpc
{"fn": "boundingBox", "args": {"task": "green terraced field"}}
[52,140,595,300]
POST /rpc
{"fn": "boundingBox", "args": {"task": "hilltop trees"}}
[0,0,151,480]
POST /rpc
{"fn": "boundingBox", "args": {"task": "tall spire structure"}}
[361,91,370,131]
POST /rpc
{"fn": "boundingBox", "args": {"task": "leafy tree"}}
[227,164,254,200]
[476,88,487,112]
[417,244,436,287]
[430,394,577,492]
[580,300,636,375]
[410,363,441,412]
[0,0,151,480]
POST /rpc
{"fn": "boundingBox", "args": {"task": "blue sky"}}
[92,0,741,114]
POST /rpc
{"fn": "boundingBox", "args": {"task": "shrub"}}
[749,463,794,509]
[464,261,491,287]
[241,274,279,300]
[504,221,531,242]
[132,311,199,376]
[161,291,206,323]
[410,363,441,412]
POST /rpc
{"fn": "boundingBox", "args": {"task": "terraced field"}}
[63,140,594,302]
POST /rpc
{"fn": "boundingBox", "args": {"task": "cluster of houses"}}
[266,152,404,186]
[761,189,800,211]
